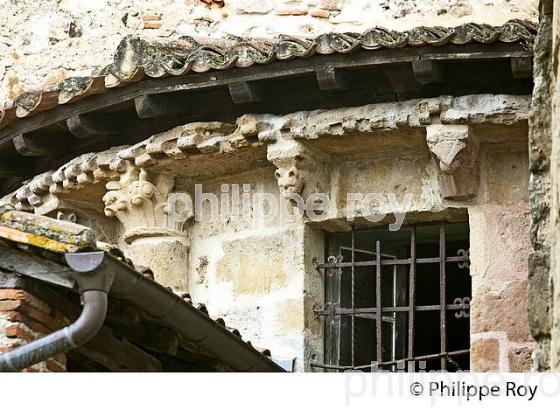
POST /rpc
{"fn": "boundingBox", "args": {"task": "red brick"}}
[276,8,308,16]
[20,291,52,314]
[15,305,58,332]
[0,289,25,300]
[0,341,24,352]
[142,15,161,21]
[0,289,51,314]
[4,311,51,335]
[0,299,22,312]
[0,345,19,353]
[5,324,34,341]
[311,9,330,18]
[25,306,53,325]
[143,22,162,29]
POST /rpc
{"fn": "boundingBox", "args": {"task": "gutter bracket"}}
[65,251,115,293]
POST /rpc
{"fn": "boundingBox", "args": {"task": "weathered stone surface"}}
[509,345,533,372]
[528,251,551,339]
[528,0,553,371]
[0,85,537,372]
[0,95,531,215]
[0,1,538,104]
[469,205,532,287]
[215,234,291,295]
[471,338,500,372]
[426,124,478,200]
[275,298,304,332]
[471,281,533,343]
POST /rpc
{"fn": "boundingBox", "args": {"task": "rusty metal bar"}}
[375,240,382,364]
[439,223,447,370]
[310,348,470,371]
[315,255,468,269]
[408,225,416,360]
[314,303,470,316]
[351,227,356,368]
[319,221,470,373]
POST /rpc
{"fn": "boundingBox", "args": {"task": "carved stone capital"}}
[266,138,329,203]
[426,124,478,200]
[102,164,192,244]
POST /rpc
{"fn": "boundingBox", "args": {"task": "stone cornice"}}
[1,94,530,213]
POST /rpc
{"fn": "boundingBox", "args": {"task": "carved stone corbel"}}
[266,138,330,212]
[426,124,478,200]
[54,206,114,243]
[102,164,193,290]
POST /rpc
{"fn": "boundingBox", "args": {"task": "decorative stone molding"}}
[52,204,114,243]
[101,163,193,291]
[102,165,191,244]
[426,124,478,200]
[0,95,529,213]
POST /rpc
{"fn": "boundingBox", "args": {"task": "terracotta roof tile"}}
[0,19,536,130]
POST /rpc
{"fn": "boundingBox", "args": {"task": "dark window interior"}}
[314,222,471,372]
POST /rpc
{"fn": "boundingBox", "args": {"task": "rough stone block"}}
[235,0,275,14]
[471,281,533,343]
[215,233,292,295]
[471,338,500,371]
[275,298,304,332]
[508,346,533,372]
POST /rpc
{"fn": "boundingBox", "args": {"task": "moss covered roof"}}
[0,19,536,130]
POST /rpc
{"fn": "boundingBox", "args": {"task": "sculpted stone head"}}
[267,139,328,203]
[274,162,305,197]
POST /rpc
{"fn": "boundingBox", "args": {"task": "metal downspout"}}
[0,252,113,372]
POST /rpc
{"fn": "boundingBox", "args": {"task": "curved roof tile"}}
[0,19,536,130]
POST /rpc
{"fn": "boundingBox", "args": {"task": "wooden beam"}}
[228,82,262,104]
[382,66,422,94]
[315,66,349,90]
[66,113,123,139]
[412,60,442,84]
[511,57,532,79]
[13,133,68,157]
[134,94,190,119]
[78,325,162,371]
[0,42,531,147]
[112,322,180,356]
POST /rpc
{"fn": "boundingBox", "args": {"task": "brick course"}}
[0,288,67,372]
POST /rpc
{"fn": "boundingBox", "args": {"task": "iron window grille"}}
[312,222,471,372]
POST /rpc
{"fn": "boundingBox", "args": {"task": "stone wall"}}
[548,0,560,370]
[0,94,535,371]
[528,0,553,371]
[0,0,538,104]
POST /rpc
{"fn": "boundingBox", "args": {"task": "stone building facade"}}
[0,0,547,372]
[528,0,560,372]
[0,0,538,103]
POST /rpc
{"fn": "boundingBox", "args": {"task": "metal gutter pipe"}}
[0,251,283,372]
[0,252,113,372]
[103,253,284,372]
